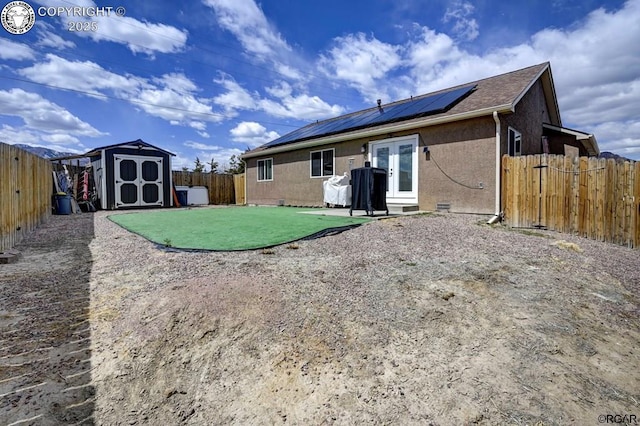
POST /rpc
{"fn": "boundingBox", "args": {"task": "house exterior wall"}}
[501,79,551,155]
[246,117,498,213]
[245,140,368,207]
[414,117,497,214]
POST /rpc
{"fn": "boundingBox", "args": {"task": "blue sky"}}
[0,0,638,170]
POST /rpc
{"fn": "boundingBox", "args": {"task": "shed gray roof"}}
[84,139,175,157]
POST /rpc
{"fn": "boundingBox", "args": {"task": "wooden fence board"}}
[0,143,52,252]
[234,173,245,205]
[502,154,639,249]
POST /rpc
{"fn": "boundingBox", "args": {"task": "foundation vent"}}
[436,202,451,212]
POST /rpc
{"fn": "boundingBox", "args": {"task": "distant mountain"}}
[13,144,81,160]
[599,151,634,162]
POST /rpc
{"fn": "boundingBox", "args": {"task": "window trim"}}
[508,127,522,156]
[310,148,335,178]
[257,158,273,182]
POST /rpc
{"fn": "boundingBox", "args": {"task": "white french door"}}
[370,135,418,204]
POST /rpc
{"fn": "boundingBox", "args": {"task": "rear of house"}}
[242,63,598,215]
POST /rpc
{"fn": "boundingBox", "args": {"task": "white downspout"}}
[487,111,502,224]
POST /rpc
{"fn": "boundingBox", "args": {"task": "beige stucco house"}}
[241,62,598,216]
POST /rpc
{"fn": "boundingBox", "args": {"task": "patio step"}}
[388,204,420,214]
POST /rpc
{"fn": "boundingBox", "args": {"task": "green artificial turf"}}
[108,206,370,251]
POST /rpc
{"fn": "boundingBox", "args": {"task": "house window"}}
[257,158,273,181]
[310,148,334,177]
[508,127,522,156]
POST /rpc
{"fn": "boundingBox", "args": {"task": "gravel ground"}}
[1,209,639,425]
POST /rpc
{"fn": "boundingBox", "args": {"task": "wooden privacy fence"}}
[171,171,237,205]
[502,154,640,248]
[0,143,53,252]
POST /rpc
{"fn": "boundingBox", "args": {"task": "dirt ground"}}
[1,210,639,425]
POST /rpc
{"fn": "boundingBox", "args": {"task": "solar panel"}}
[263,84,476,148]
[364,101,416,125]
[394,93,446,118]
[369,95,440,124]
[425,85,475,113]
[327,108,380,134]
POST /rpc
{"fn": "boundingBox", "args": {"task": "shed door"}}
[114,155,163,208]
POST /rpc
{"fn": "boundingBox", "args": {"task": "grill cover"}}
[350,167,388,216]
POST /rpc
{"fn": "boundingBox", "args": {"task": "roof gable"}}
[245,62,558,158]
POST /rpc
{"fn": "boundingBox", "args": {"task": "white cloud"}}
[154,73,199,93]
[0,38,35,61]
[184,141,223,151]
[35,22,76,49]
[203,0,291,59]
[203,0,309,88]
[230,121,279,147]
[133,73,225,128]
[212,75,257,114]
[0,88,106,137]
[274,63,305,81]
[258,93,344,120]
[0,125,42,146]
[319,33,403,99]
[41,133,81,145]
[88,16,188,55]
[134,86,218,126]
[586,121,640,157]
[18,57,223,130]
[32,0,187,55]
[18,54,143,96]
[0,124,85,151]
[443,1,479,41]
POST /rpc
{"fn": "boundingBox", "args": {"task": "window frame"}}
[257,158,273,182]
[508,127,522,157]
[310,148,335,178]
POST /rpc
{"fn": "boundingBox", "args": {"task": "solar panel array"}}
[263,84,476,148]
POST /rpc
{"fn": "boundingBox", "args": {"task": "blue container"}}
[55,194,72,215]
[176,190,188,207]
